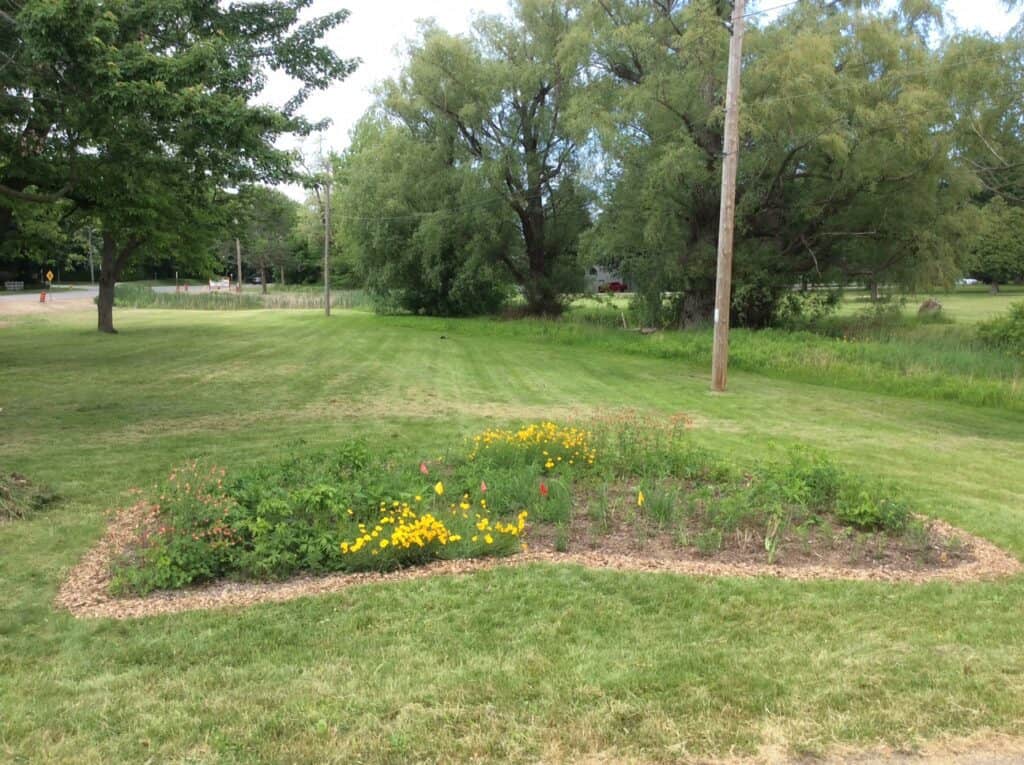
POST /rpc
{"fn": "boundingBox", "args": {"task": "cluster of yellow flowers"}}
[469,421,597,470]
[339,498,527,559]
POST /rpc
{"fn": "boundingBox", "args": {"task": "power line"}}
[741,0,805,20]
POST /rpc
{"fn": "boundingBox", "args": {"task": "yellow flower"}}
[434,481,444,496]
[484,534,493,544]
[637,490,646,507]
[414,495,422,502]
[379,539,388,549]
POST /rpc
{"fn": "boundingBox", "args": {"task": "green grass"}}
[2,306,1024,762]
[110,283,372,311]
[839,285,1024,324]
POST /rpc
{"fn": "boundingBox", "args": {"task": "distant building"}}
[585,265,629,293]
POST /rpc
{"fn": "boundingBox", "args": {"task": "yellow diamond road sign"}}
[46,270,54,282]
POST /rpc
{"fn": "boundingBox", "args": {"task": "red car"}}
[598,280,629,293]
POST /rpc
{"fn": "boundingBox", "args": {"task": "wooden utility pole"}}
[710,0,747,392]
[323,173,331,317]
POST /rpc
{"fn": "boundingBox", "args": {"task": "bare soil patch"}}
[0,295,93,317]
[532,487,978,574]
[56,501,1021,621]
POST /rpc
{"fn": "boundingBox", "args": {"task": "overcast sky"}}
[268,0,1019,199]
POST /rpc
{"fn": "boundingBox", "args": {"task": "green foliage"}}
[576,0,980,326]
[336,119,514,316]
[969,198,1024,288]
[230,186,301,288]
[368,3,592,315]
[835,486,912,533]
[1,0,357,330]
[111,444,529,594]
[978,301,1024,356]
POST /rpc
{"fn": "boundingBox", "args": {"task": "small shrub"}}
[835,485,911,532]
[112,451,529,594]
[977,301,1024,356]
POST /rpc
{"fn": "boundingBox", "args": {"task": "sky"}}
[267,0,1020,200]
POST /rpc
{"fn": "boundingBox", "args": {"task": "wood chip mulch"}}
[55,503,1023,621]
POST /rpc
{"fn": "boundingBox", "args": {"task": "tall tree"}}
[232,187,300,293]
[335,116,515,316]
[969,196,1024,291]
[577,0,977,326]
[1,0,356,331]
[380,1,591,315]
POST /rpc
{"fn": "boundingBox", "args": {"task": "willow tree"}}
[576,0,978,326]
[335,117,516,316]
[379,0,591,315]
[1,0,356,331]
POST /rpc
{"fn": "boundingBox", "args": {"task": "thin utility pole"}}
[710,0,747,393]
[235,236,243,293]
[323,172,331,317]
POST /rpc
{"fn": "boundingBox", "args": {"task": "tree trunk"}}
[990,281,1000,295]
[97,273,116,333]
[869,279,879,302]
[261,267,267,295]
[97,236,119,333]
[96,231,143,333]
[517,203,562,316]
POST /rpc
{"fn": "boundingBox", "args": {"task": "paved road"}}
[0,284,256,304]
[0,286,97,303]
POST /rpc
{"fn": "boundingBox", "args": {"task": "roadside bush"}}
[774,289,842,326]
[977,301,1024,356]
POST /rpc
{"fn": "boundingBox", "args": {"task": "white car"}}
[957,277,980,286]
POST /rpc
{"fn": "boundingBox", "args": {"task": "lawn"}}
[838,285,1024,324]
[2,305,1024,763]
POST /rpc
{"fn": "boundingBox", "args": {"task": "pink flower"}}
[420,462,429,475]
[480,481,488,493]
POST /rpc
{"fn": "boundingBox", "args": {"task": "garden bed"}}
[56,417,1021,619]
[56,499,1020,620]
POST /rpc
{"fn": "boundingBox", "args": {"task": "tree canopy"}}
[1,0,356,330]
[3,0,1022,327]
[333,0,1020,324]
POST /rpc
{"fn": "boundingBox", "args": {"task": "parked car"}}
[598,280,630,293]
[956,277,980,286]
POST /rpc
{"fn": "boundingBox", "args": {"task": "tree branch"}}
[0,182,72,204]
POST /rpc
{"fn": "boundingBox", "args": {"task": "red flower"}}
[480,481,488,493]
[539,482,549,497]
[419,462,429,475]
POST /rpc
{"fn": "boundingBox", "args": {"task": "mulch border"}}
[55,503,1023,620]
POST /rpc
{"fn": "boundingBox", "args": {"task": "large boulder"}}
[918,299,943,317]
